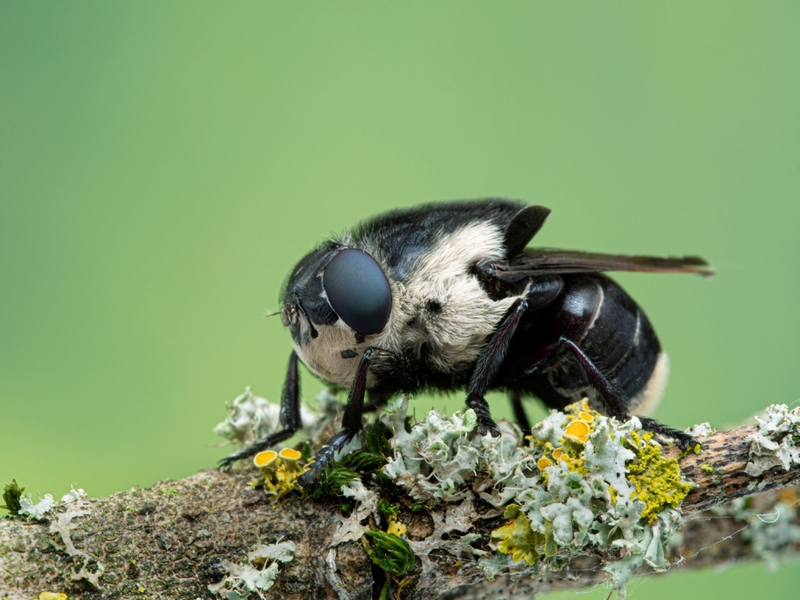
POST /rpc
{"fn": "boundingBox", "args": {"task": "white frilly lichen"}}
[213,386,326,448]
[16,486,87,521]
[209,541,296,598]
[18,493,55,521]
[745,404,800,476]
[378,396,692,596]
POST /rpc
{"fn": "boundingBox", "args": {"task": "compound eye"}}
[322,249,392,335]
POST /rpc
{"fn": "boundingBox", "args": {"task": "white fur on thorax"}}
[292,220,519,388]
[368,221,518,373]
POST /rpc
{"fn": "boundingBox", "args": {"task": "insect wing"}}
[495,248,713,281]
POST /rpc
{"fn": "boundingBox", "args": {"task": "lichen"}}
[218,389,698,597]
[379,398,695,596]
[491,504,547,564]
[745,404,800,476]
[208,540,296,598]
[18,494,55,521]
[47,488,104,589]
[386,517,408,537]
[251,448,309,502]
[4,481,59,522]
[213,386,325,450]
[684,422,715,438]
[625,431,693,523]
[708,490,800,570]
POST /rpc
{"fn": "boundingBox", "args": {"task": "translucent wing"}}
[493,248,713,283]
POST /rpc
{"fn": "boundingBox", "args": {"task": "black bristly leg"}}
[468,298,527,436]
[298,347,377,488]
[509,390,531,435]
[218,351,301,470]
[468,276,563,436]
[558,338,699,450]
[636,417,699,449]
[279,350,302,430]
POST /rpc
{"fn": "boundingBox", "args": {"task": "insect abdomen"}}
[499,275,662,412]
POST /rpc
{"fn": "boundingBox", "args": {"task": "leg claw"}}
[477,421,502,438]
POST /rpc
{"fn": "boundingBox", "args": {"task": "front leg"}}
[468,277,562,435]
[219,351,302,470]
[297,347,378,488]
[468,298,528,436]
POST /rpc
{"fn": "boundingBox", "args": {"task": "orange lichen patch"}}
[278,448,304,474]
[552,449,564,460]
[253,450,278,469]
[564,420,591,443]
[279,448,302,461]
[579,411,595,422]
[537,456,552,470]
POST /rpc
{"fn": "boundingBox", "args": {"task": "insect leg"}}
[298,347,376,488]
[558,338,699,449]
[509,390,531,434]
[219,351,302,470]
[468,298,528,436]
[468,278,564,436]
[364,390,392,413]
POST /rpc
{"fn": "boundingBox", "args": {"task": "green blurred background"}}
[1,1,798,597]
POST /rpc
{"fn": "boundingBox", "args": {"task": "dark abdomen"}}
[496,275,661,411]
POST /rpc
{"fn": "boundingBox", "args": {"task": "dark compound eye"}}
[322,249,392,335]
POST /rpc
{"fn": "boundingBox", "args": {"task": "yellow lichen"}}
[279,447,303,462]
[253,447,310,503]
[38,594,68,600]
[253,450,278,469]
[491,504,546,565]
[566,399,601,421]
[537,456,552,470]
[561,399,601,445]
[608,484,618,506]
[560,452,589,475]
[387,516,408,537]
[564,420,591,442]
[625,431,693,523]
[547,404,596,475]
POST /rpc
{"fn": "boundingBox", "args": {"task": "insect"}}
[220,199,711,486]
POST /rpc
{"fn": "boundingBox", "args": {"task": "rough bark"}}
[1,423,799,600]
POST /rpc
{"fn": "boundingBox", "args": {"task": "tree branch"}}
[2,416,799,600]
